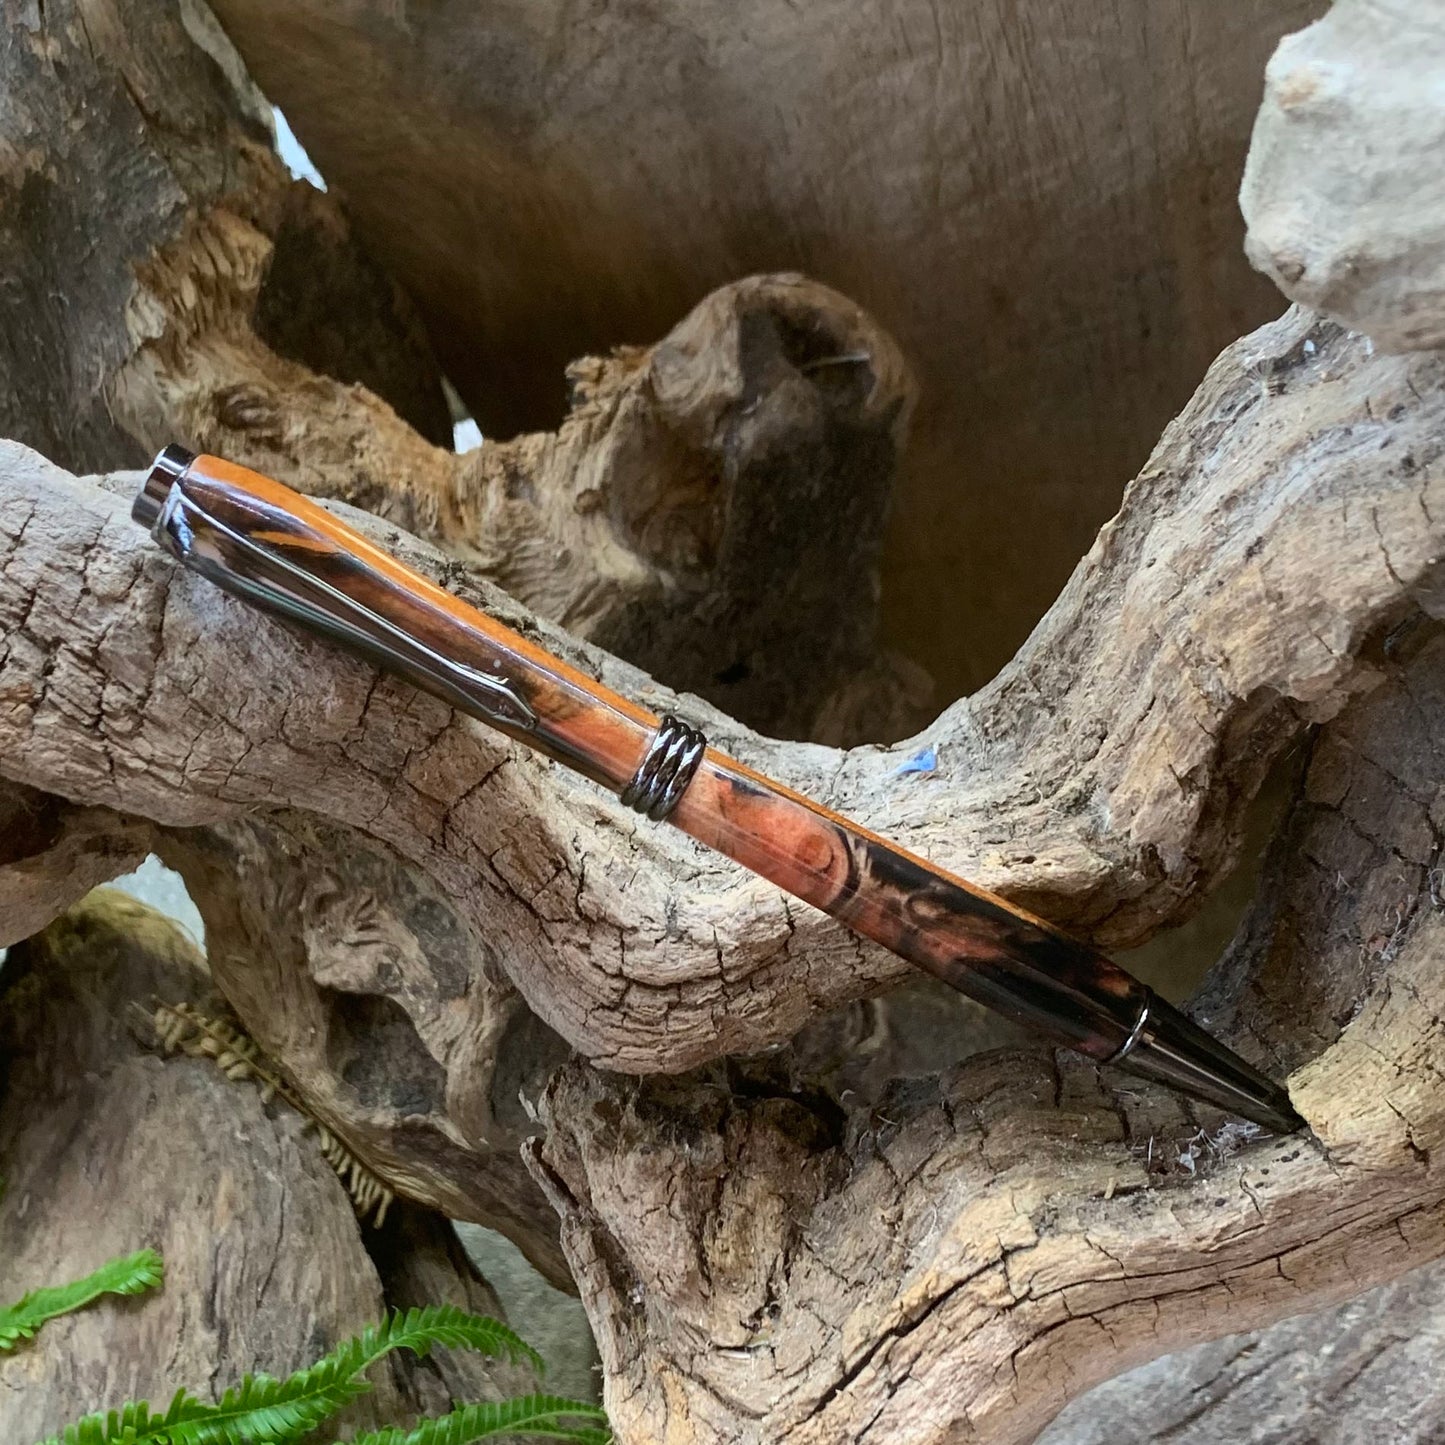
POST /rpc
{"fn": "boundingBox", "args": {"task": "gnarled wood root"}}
[0,301,1442,1439]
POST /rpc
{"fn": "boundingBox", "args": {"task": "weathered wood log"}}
[200,0,1323,695]
[1,0,924,743]
[1242,0,1445,352]
[0,891,531,1443]
[528,626,1445,1442]
[4,307,1436,1073]
[0,295,1441,1440]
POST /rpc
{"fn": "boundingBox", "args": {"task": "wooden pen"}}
[134,446,1302,1133]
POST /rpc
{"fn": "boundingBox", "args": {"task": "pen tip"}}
[1113,994,1305,1135]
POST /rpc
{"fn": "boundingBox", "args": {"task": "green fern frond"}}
[40,1305,544,1445]
[0,1249,163,1353]
[345,1394,612,1445]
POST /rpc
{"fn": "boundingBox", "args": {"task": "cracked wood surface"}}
[0,891,531,1442]
[529,627,1445,1442]
[1038,1252,1445,1445]
[1,306,1442,1408]
[0,308,1438,1071]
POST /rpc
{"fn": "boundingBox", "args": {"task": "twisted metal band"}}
[621,714,708,821]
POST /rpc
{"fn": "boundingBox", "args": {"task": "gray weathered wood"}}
[0,299,1441,1439]
[530,626,1445,1442]
[1038,1254,1445,1445]
[0,891,532,1442]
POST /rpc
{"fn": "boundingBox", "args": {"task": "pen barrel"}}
[135,449,1301,1128]
[665,758,1152,1058]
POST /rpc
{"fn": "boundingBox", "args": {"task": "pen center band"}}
[621,714,707,821]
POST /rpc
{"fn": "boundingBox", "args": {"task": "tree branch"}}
[528,625,1445,1442]
[1,310,1438,1068]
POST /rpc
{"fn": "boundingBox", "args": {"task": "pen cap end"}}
[133,444,196,531]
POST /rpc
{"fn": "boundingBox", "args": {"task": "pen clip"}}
[151,482,539,734]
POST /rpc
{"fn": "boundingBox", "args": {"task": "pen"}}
[133,446,1304,1134]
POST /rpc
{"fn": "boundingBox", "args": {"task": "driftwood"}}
[5,307,1438,1062]
[3,0,1445,1441]
[1039,1254,1445,1445]
[1242,0,1445,353]
[0,891,532,1442]
[198,0,1323,696]
[2,299,1443,1436]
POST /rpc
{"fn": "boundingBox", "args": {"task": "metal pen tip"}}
[1111,992,1305,1134]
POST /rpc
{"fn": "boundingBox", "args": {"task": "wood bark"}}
[0,891,533,1442]
[199,0,1324,696]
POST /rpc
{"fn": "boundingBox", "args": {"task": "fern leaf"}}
[344,1394,613,1445]
[39,1305,544,1445]
[0,1249,163,1353]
